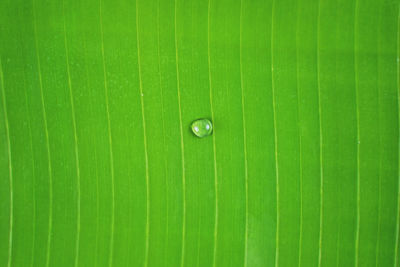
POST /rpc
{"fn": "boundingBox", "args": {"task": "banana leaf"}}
[0,0,399,266]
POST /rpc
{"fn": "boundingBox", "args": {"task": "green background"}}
[0,0,399,266]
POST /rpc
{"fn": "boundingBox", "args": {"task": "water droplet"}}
[191,119,213,138]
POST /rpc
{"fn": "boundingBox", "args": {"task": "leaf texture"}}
[0,0,399,266]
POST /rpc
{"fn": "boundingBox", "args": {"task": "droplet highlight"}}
[191,119,213,138]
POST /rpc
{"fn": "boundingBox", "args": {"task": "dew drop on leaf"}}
[191,119,213,138]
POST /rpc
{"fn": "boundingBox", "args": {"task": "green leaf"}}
[0,0,399,266]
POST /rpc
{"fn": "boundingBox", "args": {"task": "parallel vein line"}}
[0,59,13,267]
[336,220,341,267]
[270,1,280,266]
[375,170,382,267]
[395,4,400,267]
[174,1,187,266]
[239,1,249,266]
[195,218,202,267]
[316,0,324,265]
[222,22,235,267]
[191,2,202,263]
[334,5,341,264]
[13,21,38,266]
[354,0,361,265]
[135,2,150,267]
[93,149,100,267]
[81,27,100,267]
[99,2,115,266]
[156,1,170,265]
[62,4,81,267]
[22,68,37,267]
[32,2,53,265]
[207,1,219,267]
[295,3,303,266]
[375,4,383,265]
